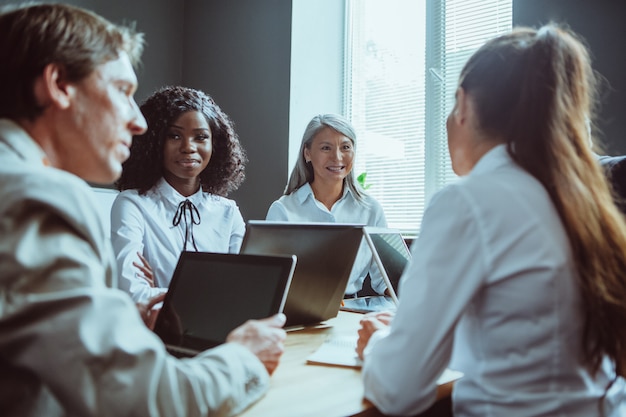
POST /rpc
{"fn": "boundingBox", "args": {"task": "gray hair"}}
[284,113,365,202]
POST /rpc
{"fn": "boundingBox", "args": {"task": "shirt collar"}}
[294,181,353,205]
[469,143,511,176]
[154,177,204,205]
[0,119,49,167]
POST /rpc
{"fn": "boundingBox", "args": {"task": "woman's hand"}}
[133,251,155,287]
[136,293,166,330]
[356,311,394,359]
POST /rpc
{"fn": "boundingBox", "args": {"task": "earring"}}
[305,159,311,164]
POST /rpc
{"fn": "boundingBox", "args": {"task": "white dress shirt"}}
[0,119,269,417]
[266,183,388,295]
[362,145,626,417]
[111,178,245,303]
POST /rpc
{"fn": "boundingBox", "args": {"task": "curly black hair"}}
[115,85,247,196]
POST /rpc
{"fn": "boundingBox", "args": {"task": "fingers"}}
[133,261,155,286]
[146,308,161,330]
[132,259,152,275]
[146,292,166,310]
[362,311,394,327]
[253,334,285,376]
[356,316,389,359]
[133,252,155,287]
[136,293,166,330]
[226,318,287,376]
[136,302,149,322]
[356,319,375,359]
[257,313,287,328]
[356,333,368,359]
[263,358,281,376]
[360,316,381,333]
[375,311,394,326]
[136,251,149,266]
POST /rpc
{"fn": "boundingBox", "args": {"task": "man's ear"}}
[33,63,73,110]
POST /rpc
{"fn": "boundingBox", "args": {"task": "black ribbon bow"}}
[172,199,201,251]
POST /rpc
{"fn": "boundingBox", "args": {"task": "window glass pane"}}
[345,0,511,235]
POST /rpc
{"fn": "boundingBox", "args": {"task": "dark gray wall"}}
[73,0,185,102]
[513,0,626,155]
[0,0,185,102]
[183,0,292,221]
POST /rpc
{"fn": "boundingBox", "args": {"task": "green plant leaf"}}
[357,172,372,190]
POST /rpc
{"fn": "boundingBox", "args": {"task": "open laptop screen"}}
[363,227,412,298]
[240,221,364,327]
[154,252,295,354]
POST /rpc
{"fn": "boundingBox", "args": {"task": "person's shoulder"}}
[275,191,298,204]
[358,191,384,211]
[266,193,298,221]
[427,178,476,210]
[599,155,626,183]
[0,165,106,239]
[2,163,92,209]
[204,192,241,209]
[114,188,142,203]
[598,155,626,169]
[110,188,147,214]
[360,191,381,204]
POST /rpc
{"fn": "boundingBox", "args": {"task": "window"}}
[345,0,512,235]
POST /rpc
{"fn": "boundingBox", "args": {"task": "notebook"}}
[341,227,412,313]
[306,333,464,385]
[239,221,365,327]
[153,251,296,358]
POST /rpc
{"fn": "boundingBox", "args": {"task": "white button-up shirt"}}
[266,183,388,295]
[362,145,626,416]
[111,178,245,303]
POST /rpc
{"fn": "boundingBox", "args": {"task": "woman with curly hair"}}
[111,86,248,303]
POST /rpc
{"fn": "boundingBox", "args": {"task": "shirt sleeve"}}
[361,184,488,415]
[229,204,246,253]
[1,198,270,417]
[110,193,167,303]
[265,200,288,221]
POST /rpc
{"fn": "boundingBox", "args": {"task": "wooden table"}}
[238,311,455,417]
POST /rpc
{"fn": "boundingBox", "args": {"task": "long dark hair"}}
[116,86,247,196]
[460,23,626,377]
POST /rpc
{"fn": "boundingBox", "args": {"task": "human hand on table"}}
[227,313,287,375]
[356,311,395,359]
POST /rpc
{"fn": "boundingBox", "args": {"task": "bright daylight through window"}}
[345,0,512,235]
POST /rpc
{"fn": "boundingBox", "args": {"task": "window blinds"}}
[345,0,511,235]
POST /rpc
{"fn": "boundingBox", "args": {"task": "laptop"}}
[153,251,296,358]
[341,227,412,313]
[239,221,365,327]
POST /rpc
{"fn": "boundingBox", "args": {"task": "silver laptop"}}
[240,221,365,327]
[153,251,296,358]
[341,227,412,313]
